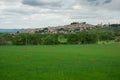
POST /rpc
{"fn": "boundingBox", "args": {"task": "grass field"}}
[0,44,120,80]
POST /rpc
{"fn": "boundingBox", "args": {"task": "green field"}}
[0,44,120,80]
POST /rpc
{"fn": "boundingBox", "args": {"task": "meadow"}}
[0,44,120,80]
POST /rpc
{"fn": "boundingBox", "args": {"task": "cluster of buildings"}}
[19,22,106,34]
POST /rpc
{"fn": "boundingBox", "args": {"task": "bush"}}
[78,32,98,44]
[115,37,120,42]
[67,34,79,44]
[43,34,59,45]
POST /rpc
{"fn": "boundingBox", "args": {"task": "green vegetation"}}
[0,24,119,80]
[1,24,120,45]
[0,44,120,80]
[67,32,98,44]
[0,31,116,45]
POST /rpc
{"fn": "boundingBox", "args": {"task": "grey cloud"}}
[0,0,120,29]
[22,0,62,8]
[86,0,101,6]
[87,0,97,3]
[22,0,41,6]
[87,0,112,3]
[76,0,119,11]
[85,0,112,6]
[103,0,112,4]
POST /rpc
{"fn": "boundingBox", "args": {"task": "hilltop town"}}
[19,22,109,34]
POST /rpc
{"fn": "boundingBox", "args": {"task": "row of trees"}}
[67,32,98,44]
[0,33,59,45]
[0,29,116,45]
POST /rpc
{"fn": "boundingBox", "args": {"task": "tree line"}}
[0,29,117,45]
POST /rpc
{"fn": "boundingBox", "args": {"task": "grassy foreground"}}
[0,44,120,80]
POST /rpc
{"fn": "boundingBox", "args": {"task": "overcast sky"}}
[0,0,120,29]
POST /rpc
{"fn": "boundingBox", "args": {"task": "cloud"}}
[87,0,112,4]
[78,0,112,6]
[0,0,120,29]
[103,0,112,4]
[22,0,62,8]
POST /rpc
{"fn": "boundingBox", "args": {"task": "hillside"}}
[19,22,96,34]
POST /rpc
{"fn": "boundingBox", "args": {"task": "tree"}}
[115,36,120,42]
[98,31,115,41]
[42,34,59,45]
[0,36,6,45]
[78,32,98,44]
[13,34,28,45]
[67,34,79,44]
[0,34,13,45]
